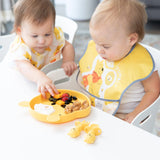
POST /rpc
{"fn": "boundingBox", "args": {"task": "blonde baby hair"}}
[90,0,147,41]
[13,0,56,32]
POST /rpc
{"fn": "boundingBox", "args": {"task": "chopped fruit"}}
[65,100,71,104]
[54,93,62,99]
[62,93,70,98]
[68,96,72,101]
[61,105,66,108]
[62,97,69,102]
[72,96,77,100]
[56,100,65,105]
[48,92,89,113]
[49,97,57,102]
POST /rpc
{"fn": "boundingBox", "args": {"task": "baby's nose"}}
[96,45,104,54]
[38,37,45,44]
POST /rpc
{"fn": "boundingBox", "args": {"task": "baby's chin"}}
[101,56,110,61]
[34,48,46,54]
[100,56,116,62]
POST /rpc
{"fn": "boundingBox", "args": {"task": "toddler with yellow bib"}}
[79,0,160,123]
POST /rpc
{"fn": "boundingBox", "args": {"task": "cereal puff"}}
[84,130,96,144]
[68,120,90,138]
[68,127,81,138]
[84,124,102,144]
[68,121,102,144]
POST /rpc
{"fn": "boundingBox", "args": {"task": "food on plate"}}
[34,103,55,115]
[29,89,91,123]
[48,92,89,114]
[65,100,89,114]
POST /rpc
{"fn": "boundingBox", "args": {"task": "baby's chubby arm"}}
[124,71,160,123]
[61,40,77,76]
[15,60,58,98]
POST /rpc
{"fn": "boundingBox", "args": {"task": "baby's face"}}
[90,22,136,62]
[18,17,54,54]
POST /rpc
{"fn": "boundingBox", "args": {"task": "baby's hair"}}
[13,0,56,32]
[90,0,147,41]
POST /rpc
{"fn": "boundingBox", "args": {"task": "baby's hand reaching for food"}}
[37,75,58,98]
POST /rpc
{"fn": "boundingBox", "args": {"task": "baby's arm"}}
[15,60,58,98]
[124,71,160,123]
[61,40,77,76]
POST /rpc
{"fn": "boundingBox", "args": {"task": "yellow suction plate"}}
[29,89,91,123]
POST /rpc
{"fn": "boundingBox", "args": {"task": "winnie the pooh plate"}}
[28,89,91,123]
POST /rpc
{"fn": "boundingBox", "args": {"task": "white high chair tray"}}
[0,46,160,160]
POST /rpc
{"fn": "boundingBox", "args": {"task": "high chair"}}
[55,15,78,44]
[0,15,78,62]
[41,43,160,134]
[131,43,160,133]
[0,33,16,62]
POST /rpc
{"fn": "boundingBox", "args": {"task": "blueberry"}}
[49,97,53,101]
[72,96,77,100]
[65,100,70,104]
[49,97,57,102]
[51,102,56,105]
[61,105,66,108]
[68,96,72,101]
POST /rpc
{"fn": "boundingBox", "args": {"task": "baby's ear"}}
[129,33,138,46]
[16,27,22,36]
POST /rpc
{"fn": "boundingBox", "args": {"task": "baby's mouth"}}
[37,46,46,49]
[34,47,46,53]
[101,56,107,60]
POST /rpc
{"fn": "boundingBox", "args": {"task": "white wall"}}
[55,0,66,5]
[55,0,101,5]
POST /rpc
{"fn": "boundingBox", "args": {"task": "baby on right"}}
[79,0,160,123]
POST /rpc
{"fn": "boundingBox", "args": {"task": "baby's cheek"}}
[48,37,53,46]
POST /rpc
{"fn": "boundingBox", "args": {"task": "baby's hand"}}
[123,112,137,123]
[37,75,58,98]
[62,61,77,76]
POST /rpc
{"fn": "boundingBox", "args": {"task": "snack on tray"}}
[68,120,90,138]
[84,130,96,144]
[48,92,89,114]
[68,121,102,144]
[68,127,81,138]
[84,124,102,136]
[65,100,89,114]
[84,124,102,144]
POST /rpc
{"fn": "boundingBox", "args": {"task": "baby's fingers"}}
[40,86,47,99]
[63,65,70,76]
[64,64,77,76]
[46,84,58,97]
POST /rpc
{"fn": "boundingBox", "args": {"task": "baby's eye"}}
[32,35,38,38]
[45,34,51,37]
[103,46,110,49]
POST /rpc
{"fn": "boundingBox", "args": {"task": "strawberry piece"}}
[62,96,69,102]
[62,93,69,98]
